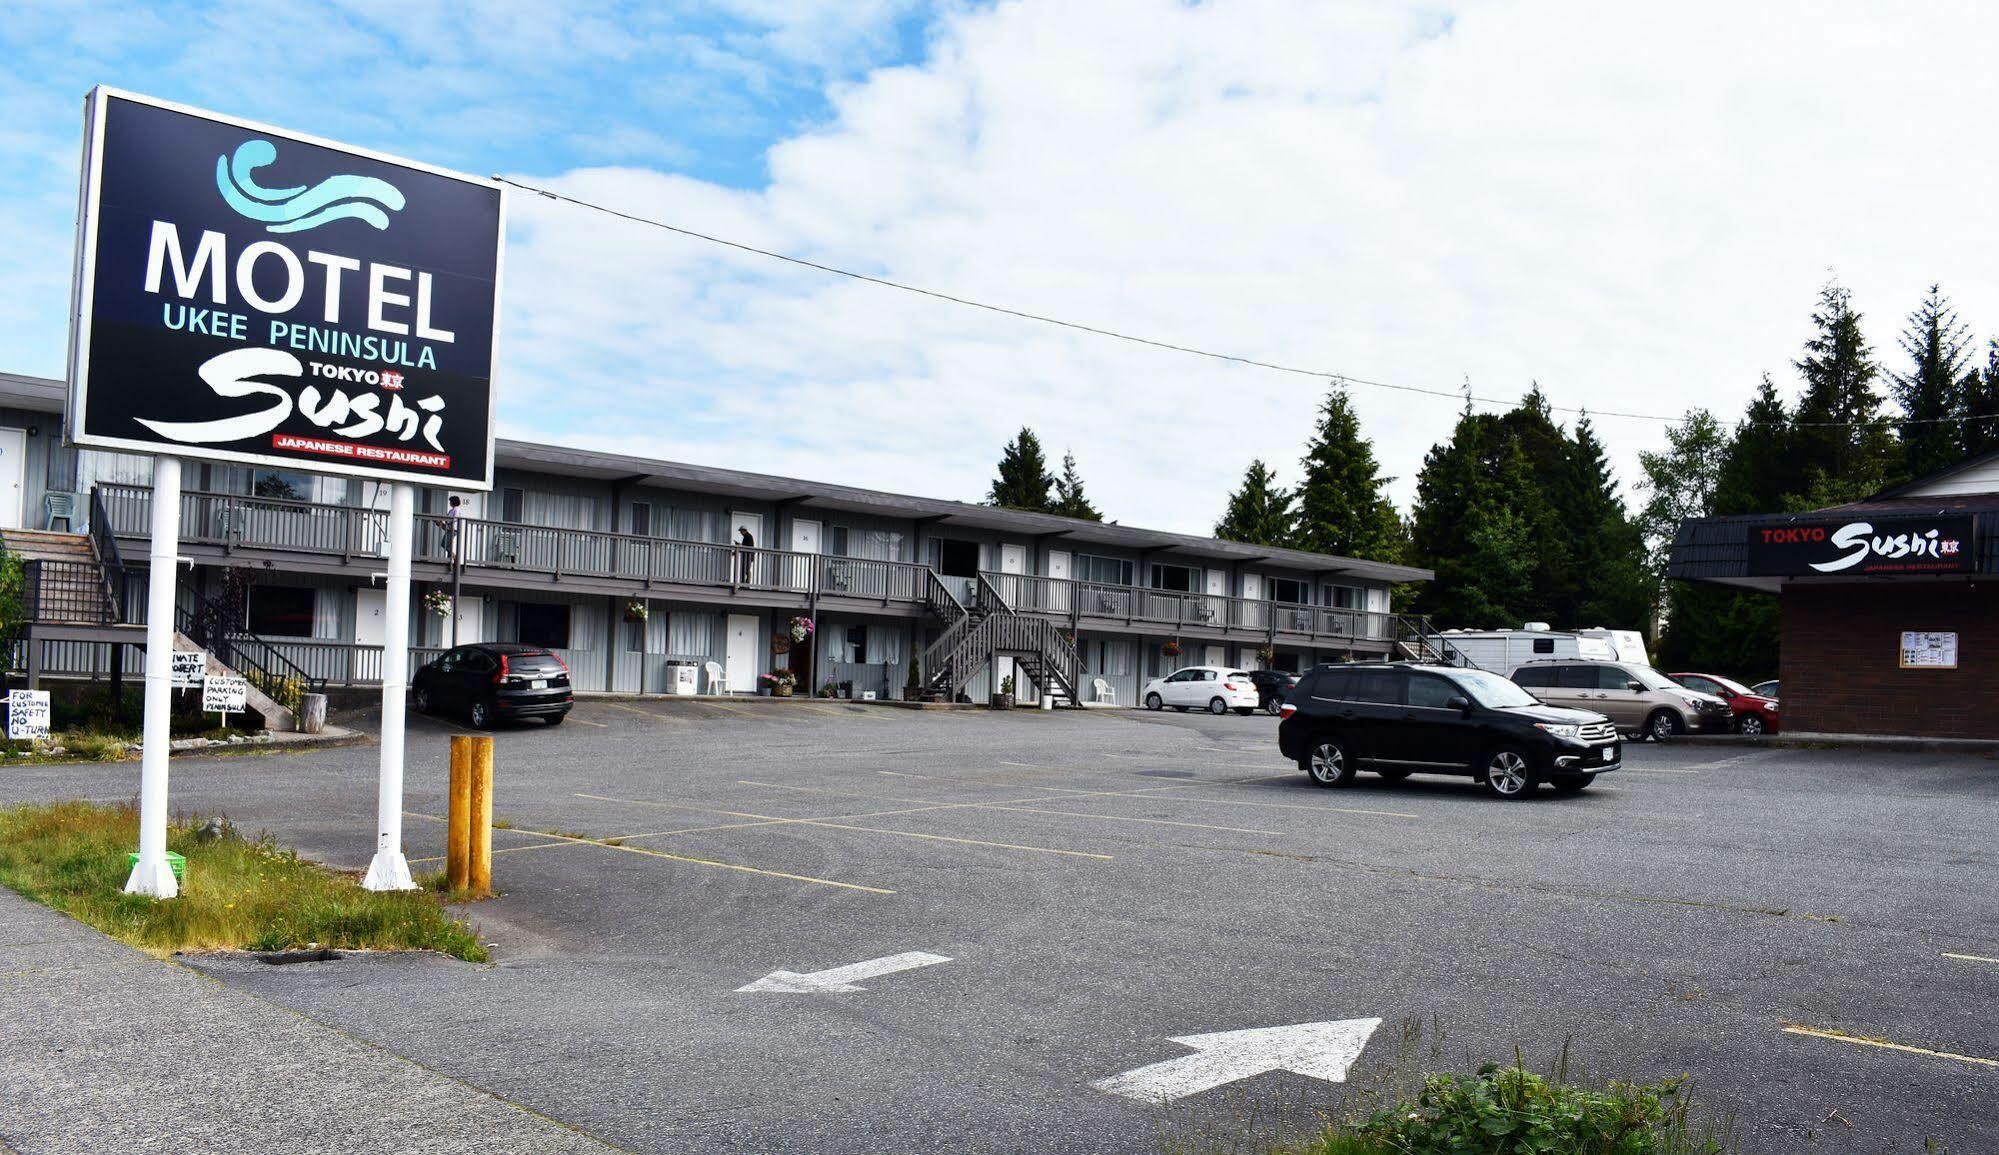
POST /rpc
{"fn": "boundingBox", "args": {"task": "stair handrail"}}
[176,585,326,695]
[974,573,1015,616]
[87,486,128,621]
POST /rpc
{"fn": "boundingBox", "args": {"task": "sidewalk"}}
[0,889,625,1155]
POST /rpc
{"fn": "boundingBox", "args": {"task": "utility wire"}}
[496,175,1999,433]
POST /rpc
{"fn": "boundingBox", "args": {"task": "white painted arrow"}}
[1093,1018,1383,1104]
[736,951,953,993]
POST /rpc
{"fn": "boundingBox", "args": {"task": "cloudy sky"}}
[6,1,1998,534]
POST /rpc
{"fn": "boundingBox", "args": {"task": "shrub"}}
[244,668,305,714]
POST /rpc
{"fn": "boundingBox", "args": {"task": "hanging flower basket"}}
[1057,629,1077,647]
[623,598,649,623]
[1255,644,1275,666]
[422,590,453,618]
[788,615,815,644]
[770,633,793,655]
[1160,639,1182,658]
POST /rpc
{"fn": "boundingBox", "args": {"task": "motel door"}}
[0,428,24,529]
[997,544,1029,701]
[725,613,758,693]
[790,518,821,593]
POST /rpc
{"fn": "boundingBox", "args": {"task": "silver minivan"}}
[1509,660,1732,740]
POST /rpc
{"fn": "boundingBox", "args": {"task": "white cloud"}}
[496,0,1999,533]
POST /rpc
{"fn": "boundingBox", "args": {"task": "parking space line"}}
[1782,1024,1999,1068]
[1943,951,1999,965]
[566,716,610,728]
[1118,786,1420,820]
[574,792,1114,860]
[738,780,1288,837]
[405,809,893,894]
[593,700,688,723]
[878,773,1420,821]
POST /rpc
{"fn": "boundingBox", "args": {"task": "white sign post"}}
[125,457,183,898]
[7,690,51,741]
[171,649,207,689]
[363,482,418,891]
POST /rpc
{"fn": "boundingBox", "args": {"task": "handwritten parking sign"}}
[202,675,249,714]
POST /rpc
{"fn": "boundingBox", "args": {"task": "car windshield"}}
[1705,674,1752,696]
[1627,666,1681,691]
[1452,668,1539,709]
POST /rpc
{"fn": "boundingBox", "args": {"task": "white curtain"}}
[312,587,340,639]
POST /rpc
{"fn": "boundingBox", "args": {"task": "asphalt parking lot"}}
[4,699,1994,1153]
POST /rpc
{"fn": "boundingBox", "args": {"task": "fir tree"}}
[1409,411,1536,627]
[1713,374,1803,515]
[1213,460,1295,546]
[1965,339,1999,458]
[985,427,1054,512]
[1292,387,1405,561]
[1891,284,1977,479]
[1792,279,1897,500]
[1563,414,1654,629]
[1049,450,1103,521]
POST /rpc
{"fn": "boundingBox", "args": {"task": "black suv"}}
[1277,663,1620,798]
[1246,670,1300,715]
[412,643,573,728]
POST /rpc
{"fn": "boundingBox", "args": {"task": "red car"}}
[1668,673,1779,735]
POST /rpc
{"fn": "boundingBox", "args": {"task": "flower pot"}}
[990,692,1015,710]
[774,684,793,698]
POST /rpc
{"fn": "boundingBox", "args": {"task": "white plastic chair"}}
[704,661,727,694]
[1092,677,1117,705]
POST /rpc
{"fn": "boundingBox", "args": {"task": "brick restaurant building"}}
[1667,451,1999,740]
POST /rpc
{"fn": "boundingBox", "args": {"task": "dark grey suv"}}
[1277,663,1620,799]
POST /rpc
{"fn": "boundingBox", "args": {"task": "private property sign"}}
[66,88,504,489]
[1745,514,1977,577]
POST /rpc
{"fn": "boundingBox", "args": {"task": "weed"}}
[0,801,486,962]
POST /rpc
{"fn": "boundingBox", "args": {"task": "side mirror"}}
[1626,680,1643,691]
[1446,695,1471,712]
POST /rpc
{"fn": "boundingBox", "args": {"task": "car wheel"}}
[1302,739,1355,787]
[1481,746,1536,799]
[1647,709,1681,742]
[1737,714,1765,736]
[1551,772,1595,793]
[1375,767,1412,781]
[1145,692,1163,711]
[1263,698,1281,715]
[1208,697,1228,715]
[544,712,566,727]
[469,699,493,730]
[412,687,432,715]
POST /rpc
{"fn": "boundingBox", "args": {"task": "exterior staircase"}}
[1,522,305,731]
[920,573,1081,705]
[1394,614,1472,666]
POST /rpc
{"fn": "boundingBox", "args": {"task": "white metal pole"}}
[124,457,181,898]
[363,482,417,891]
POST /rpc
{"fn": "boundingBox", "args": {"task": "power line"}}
[496,175,1999,433]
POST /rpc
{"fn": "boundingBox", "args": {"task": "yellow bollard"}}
[468,735,494,896]
[447,736,472,892]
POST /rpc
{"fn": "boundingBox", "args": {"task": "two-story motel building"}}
[0,370,1434,706]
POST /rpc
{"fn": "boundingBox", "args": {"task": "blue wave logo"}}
[215,140,405,234]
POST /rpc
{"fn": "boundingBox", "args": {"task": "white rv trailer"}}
[1437,623,1617,674]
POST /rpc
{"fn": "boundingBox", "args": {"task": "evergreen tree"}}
[1891,284,1977,479]
[1563,414,1654,629]
[1792,279,1898,501]
[1213,460,1295,547]
[1292,387,1405,561]
[985,427,1054,512]
[1712,374,1803,514]
[1409,411,1536,627]
[1496,386,1578,623]
[1965,339,1999,458]
[1049,450,1103,521]
[1636,408,1726,574]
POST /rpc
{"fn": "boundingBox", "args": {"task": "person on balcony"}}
[436,495,463,565]
[737,525,756,584]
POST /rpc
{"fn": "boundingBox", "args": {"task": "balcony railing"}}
[983,571,1394,643]
[98,484,930,606]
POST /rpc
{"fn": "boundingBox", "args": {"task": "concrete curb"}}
[1677,732,1999,755]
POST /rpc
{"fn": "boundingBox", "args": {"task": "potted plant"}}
[759,669,797,698]
[819,680,839,698]
[1160,639,1182,658]
[904,637,922,700]
[422,590,452,618]
[623,598,649,623]
[1057,628,1077,648]
[788,616,815,644]
[1255,643,1275,667]
[991,673,1016,710]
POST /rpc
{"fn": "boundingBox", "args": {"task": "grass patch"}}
[1160,1024,1739,1155]
[0,800,486,962]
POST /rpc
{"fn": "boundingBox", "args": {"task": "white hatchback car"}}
[1142,666,1261,715]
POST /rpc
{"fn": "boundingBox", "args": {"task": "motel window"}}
[935,539,980,578]
[831,526,849,556]
[1267,578,1308,604]
[517,603,571,649]
[846,625,868,664]
[252,469,312,503]
[501,487,524,523]
[1075,555,1134,586]
[623,616,645,653]
[629,502,652,537]
[1151,564,1195,592]
[246,585,315,638]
